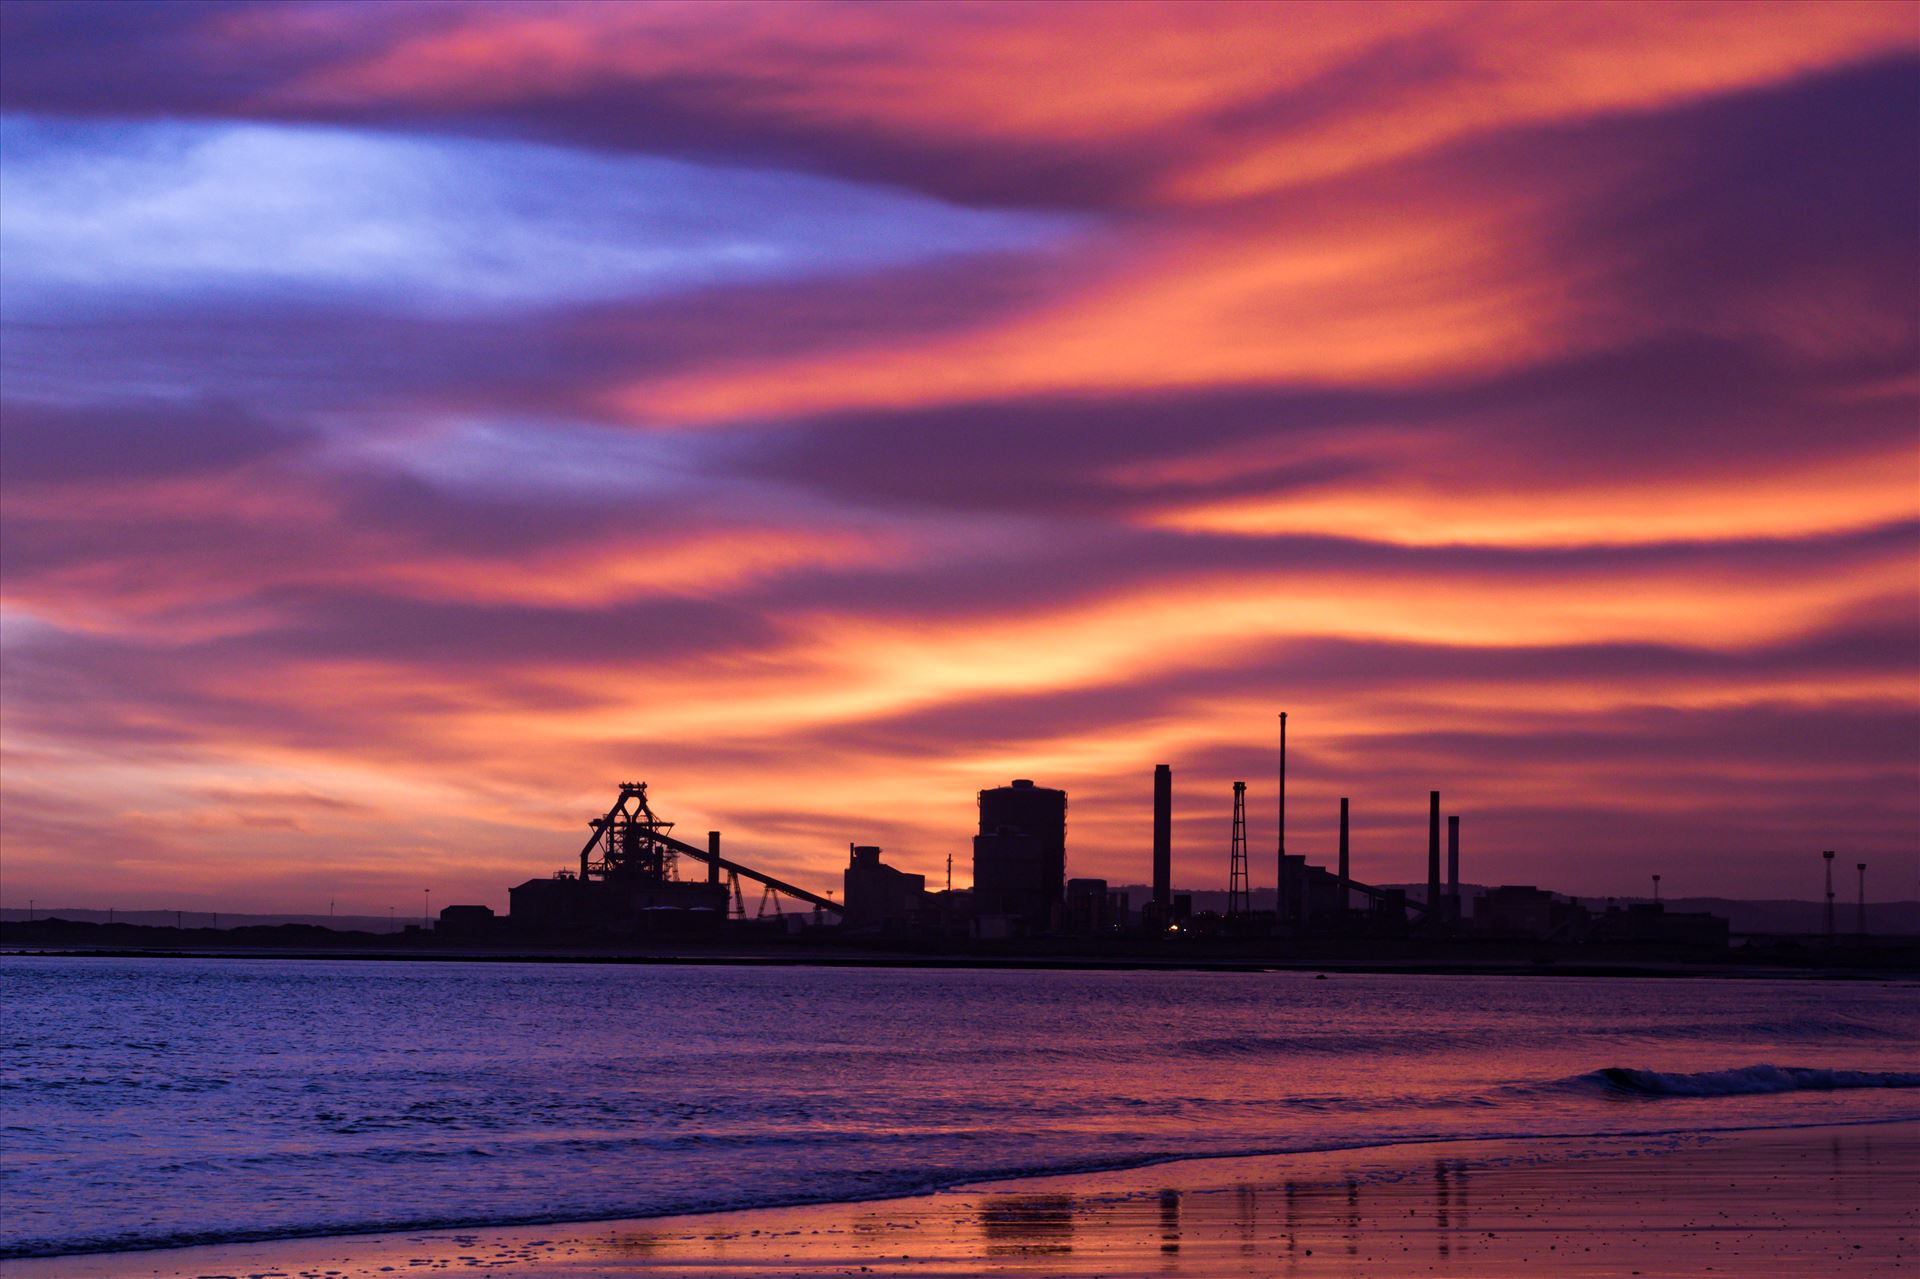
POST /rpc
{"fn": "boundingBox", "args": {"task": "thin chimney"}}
[1276,713,1288,917]
[1446,815,1460,899]
[1427,791,1441,913]
[1152,764,1172,911]
[1338,797,1350,885]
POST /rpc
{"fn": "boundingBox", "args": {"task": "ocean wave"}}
[1585,1065,1920,1098]
[1175,1030,1482,1058]
[1581,1014,1911,1044]
[1715,1017,1909,1043]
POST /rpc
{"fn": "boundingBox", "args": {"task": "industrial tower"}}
[1275,712,1287,918]
[1153,764,1172,916]
[1228,781,1249,917]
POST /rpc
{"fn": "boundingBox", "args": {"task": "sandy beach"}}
[14,1121,1913,1279]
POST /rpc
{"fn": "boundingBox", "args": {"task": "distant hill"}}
[0,907,411,933]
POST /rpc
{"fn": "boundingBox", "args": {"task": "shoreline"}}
[6,944,1914,981]
[9,1119,1916,1276]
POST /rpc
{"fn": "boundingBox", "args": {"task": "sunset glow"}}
[1,0,1914,911]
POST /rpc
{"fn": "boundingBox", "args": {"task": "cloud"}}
[0,115,1076,317]
[617,55,1918,427]
[0,398,308,488]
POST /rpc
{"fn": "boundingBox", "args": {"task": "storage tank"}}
[973,779,1068,931]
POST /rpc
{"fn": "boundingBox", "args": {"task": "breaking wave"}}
[1586,1065,1920,1098]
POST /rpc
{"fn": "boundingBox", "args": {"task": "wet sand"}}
[14,1122,1915,1278]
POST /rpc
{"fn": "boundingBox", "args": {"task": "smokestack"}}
[1427,791,1441,913]
[1276,713,1288,917]
[1153,764,1172,910]
[708,831,721,884]
[1338,797,1350,885]
[1446,815,1459,897]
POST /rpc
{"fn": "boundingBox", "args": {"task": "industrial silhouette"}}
[972,779,1069,933]
[412,714,1764,956]
[1227,781,1249,918]
[506,782,843,936]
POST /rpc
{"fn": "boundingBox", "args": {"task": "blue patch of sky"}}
[0,115,1081,319]
[325,415,727,499]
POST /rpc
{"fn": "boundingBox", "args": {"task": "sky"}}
[1,0,1916,914]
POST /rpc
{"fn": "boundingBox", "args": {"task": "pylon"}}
[1228,781,1250,917]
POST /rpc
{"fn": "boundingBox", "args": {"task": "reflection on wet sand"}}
[8,1125,1911,1279]
[1434,1157,1464,1256]
[561,1131,1904,1277]
[1233,1184,1256,1255]
[597,1229,666,1257]
[960,1162,1506,1271]
[980,1194,1075,1256]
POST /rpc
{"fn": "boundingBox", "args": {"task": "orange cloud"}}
[618,198,1568,422]
[1143,445,1920,548]
[263,1,1912,206]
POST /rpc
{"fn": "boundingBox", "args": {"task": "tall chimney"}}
[708,831,721,884]
[1427,791,1441,914]
[1446,815,1459,897]
[1338,797,1350,885]
[1153,764,1172,911]
[1276,713,1288,918]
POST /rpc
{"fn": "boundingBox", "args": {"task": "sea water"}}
[2,956,1915,1258]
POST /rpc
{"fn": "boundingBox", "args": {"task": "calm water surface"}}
[2,957,1916,1257]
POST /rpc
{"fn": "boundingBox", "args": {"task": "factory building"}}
[509,872,726,932]
[972,778,1067,933]
[1471,884,1562,938]
[1471,887,1728,949]
[1590,901,1730,949]
[842,844,927,933]
[1276,854,1349,928]
[435,904,499,939]
[509,783,732,936]
[1066,877,1130,934]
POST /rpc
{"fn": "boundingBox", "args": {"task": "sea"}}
[2,956,1916,1259]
